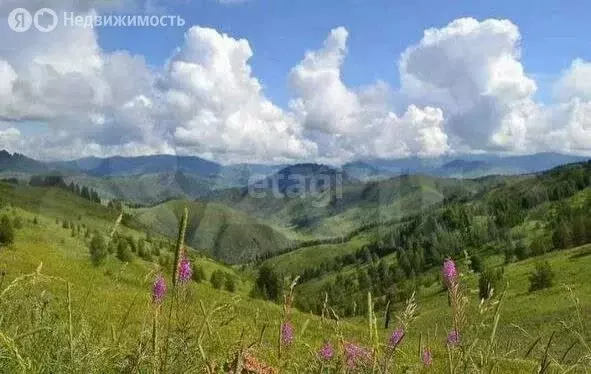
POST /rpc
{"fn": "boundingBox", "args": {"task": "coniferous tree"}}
[252,264,281,301]
[192,264,206,283]
[552,222,572,250]
[12,216,22,229]
[469,254,483,273]
[528,261,555,292]
[89,234,107,265]
[81,186,90,200]
[0,215,14,247]
[224,274,236,292]
[116,240,133,262]
[210,270,225,290]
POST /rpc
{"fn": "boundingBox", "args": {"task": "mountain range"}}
[0,150,589,206]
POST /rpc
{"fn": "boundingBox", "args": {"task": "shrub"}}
[137,240,152,261]
[528,261,555,292]
[210,270,225,290]
[12,216,22,229]
[152,245,161,257]
[469,254,483,273]
[89,234,107,266]
[478,266,504,299]
[530,235,550,256]
[225,274,236,292]
[192,264,206,283]
[514,240,531,261]
[116,240,133,262]
[159,253,172,269]
[0,215,15,247]
[252,264,281,301]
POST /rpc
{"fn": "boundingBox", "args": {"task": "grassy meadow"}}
[1,161,591,373]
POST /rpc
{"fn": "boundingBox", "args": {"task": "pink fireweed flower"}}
[344,342,371,369]
[318,342,334,361]
[280,322,294,346]
[177,255,192,283]
[447,329,460,346]
[152,274,167,305]
[442,258,458,286]
[388,327,405,348]
[422,348,432,367]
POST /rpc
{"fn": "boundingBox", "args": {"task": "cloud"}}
[162,26,317,163]
[395,17,591,157]
[0,123,21,151]
[1,8,591,163]
[554,59,591,102]
[400,18,537,151]
[289,27,450,161]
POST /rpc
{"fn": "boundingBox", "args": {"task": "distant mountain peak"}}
[0,150,47,173]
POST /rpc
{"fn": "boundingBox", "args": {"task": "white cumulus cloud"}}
[289,27,450,161]
[1,7,591,163]
[162,26,317,163]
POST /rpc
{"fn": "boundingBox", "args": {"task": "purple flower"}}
[442,258,457,286]
[318,342,334,361]
[422,348,432,367]
[447,329,460,346]
[344,342,371,369]
[177,255,192,283]
[152,274,167,305]
[389,327,405,348]
[281,322,294,346]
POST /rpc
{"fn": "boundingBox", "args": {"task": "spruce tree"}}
[192,264,206,283]
[0,215,14,247]
[89,234,107,265]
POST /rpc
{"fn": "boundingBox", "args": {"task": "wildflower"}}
[152,274,167,305]
[388,327,405,348]
[280,321,294,346]
[447,329,460,346]
[442,258,457,286]
[344,342,371,369]
[318,342,334,361]
[422,347,432,367]
[177,255,192,283]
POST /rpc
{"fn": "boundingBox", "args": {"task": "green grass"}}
[1,181,591,372]
[0,201,372,372]
[341,244,591,365]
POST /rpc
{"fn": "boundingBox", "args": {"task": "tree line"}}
[29,175,101,204]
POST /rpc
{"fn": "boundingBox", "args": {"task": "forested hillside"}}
[262,161,591,316]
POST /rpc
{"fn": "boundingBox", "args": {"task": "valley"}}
[1,150,590,372]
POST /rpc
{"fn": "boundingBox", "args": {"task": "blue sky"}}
[2,0,591,162]
[97,0,591,106]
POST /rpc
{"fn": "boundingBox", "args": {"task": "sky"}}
[0,0,591,164]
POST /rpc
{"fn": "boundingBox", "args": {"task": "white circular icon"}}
[8,8,32,32]
[34,8,58,33]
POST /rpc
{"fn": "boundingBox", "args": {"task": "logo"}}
[34,8,58,32]
[8,8,32,32]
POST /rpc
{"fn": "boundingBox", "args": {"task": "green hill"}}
[269,161,591,319]
[0,184,371,372]
[209,173,502,238]
[65,171,213,205]
[1,180,591,371]
[132,199,295,263]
